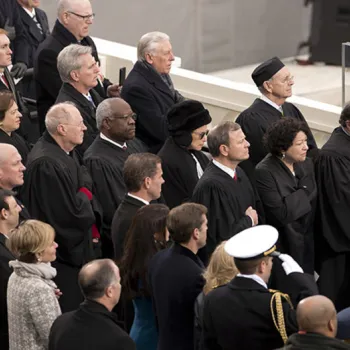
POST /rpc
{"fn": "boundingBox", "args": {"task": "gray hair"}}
[57,0,90,17]
[207,121,241,158]
[95,99,114,130]
[137,31,170,61]
[57,44,92,83]
[45,102,77,134]
[258,78,273,95]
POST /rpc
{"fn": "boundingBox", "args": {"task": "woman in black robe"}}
[158,100,211,208]
[255,118,317,275]
[0,90,30,164]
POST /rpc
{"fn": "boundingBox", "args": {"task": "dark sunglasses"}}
[193,129,209,139]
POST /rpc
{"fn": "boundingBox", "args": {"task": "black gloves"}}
[11,62,27,79]
[4,19,16,41]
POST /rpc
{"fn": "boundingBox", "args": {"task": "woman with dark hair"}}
[0,89,31,164]
[120,204,169,350]
[255,118,317,274]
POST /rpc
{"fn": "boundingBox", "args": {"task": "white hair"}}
[137,31,170,61]
[45,102,78,134]
[57,44,92,83]
[57,0,91,17]
[95,98,115,130]
[0,144,18,166]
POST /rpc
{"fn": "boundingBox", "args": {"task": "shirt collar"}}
[100,133,126,149]
[260,94,282,112]
[127,193,149,205]
[237,273,268,289]
[213,159,236,178]
[22,6,36,18]
[341,126,350,137]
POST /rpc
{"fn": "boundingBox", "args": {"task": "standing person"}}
[121,31,184,152]
[158,99,211,208]
[0,90,30,164]
[0,189,21,350]
[20,103,101,312]
[192,121,264,263]
[255,118,317,274]
[236,57,317,180]
[120,204,169,350]
[148,203,207,350]
[7,220,61,350]
[314,103,350,311]
[49,259,136,350]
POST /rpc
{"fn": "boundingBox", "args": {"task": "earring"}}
[281,153,285,159]
[37,256,41,262]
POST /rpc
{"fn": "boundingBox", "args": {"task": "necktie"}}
[86,94,96,108]
[122,145,127,151]
[233,172,237,181]
[0,74,9,89]
[280,107,284,117]
[32,14,43,35]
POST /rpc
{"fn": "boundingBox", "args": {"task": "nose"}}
[16,204,22,212]
[8,48,12,55]
[170,51,175,61]
[18,111,22,118]
[54,242,59,248]
[20,163,26,171]
[246,140,250,147]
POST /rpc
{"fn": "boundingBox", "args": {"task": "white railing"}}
[93,37,341,147]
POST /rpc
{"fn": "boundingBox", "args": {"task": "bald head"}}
[45,102,80,134]
[0,144,25,189]
[297,296,337,337]
[0,144,18,166]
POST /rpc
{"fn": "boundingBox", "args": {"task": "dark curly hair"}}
[339,102,350,127]
[263,118,310,157]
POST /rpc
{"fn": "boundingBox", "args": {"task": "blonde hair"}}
[7,220,55,263]
[0,29,9,36]
[203,241,238,295]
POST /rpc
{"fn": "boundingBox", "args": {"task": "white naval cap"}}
[224,225,279,260]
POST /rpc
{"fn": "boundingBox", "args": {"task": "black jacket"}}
[0,234,15,350]
[276,332,350,350]
[148,243,205,350]
[34,20,110,132]
[121,61,184,152]
[56,83,103,157]
[202,273,318,350]
[158,137,209,208]
[49,299,136,350]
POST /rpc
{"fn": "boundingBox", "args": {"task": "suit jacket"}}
[49,299,136,350]
[202,274,318,350]
[34,20,111,132]
[17,5,50,68]
[0,234,15,350]
[148,243,205,350]
[56,83,103,157]
[0,0,29,65]
[121,61,184,152]
[111,195,145,261]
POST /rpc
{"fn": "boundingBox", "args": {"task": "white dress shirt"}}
[100,133,127,149]
[237,273,268,289]
[127,193,149,205]
[260,94,283,114]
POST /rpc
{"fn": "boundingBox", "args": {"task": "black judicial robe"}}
[84,136,145,258]
[192,161,264,262]
[314,127,350,310]
[236,98,317,179]
[158,136,210,209]
[0,128,30,164]
[255,155,317,274]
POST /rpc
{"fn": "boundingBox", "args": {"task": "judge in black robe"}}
[158,100,211,209]
[192,122,264,263]
[255,119,317,275]
[235,57,317,180]
[314,118,350,311]
[84,98,146,258]
[19,105,101,312]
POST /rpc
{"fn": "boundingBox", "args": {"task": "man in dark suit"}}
[34,0,120,133]
[56,44,104,157]
[0,0,29,78]
[202,225,318,350]
[111,153,164,262]
[16,0,50,98]
[121,31,184,152]
[49,259,136,350]
[0,189,21,350]
[148,203,207,350]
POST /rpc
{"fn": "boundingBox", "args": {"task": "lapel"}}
[18,6,44,44]
[0,233,15,259]
[134,61,174,100]
[35,9,50,38]
[124,194,146,209]
[4,68,19,104]
[62,83,96,114]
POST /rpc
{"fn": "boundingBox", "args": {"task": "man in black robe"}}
[314,103,350,311]
[84,98,146,258]
[236,57,317,180]
[20,102,102,312]
[56,44,104,157]
[192,121,264,263]
[158,99,211,209]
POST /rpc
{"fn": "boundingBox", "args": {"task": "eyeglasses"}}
[280,75,294,84]
[192,129,209,139]
[67,11,95,21]
[112,113,137,121]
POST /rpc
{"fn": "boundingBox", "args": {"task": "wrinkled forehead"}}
[273,66,291,80]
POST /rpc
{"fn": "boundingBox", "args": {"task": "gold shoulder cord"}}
[269,289,294,344]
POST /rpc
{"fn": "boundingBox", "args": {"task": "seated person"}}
[49,259,136,350]
[121,31,184,152]
[158,99,211,208]
[56,43,104,157]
